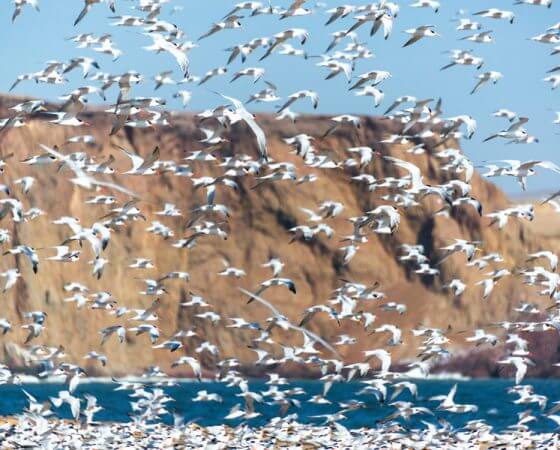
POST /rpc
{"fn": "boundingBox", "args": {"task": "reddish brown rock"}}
[0,94,552,378]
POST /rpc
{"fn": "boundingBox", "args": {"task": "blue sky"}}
[0,0,559,194]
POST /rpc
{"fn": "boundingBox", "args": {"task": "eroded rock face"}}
[0,94,546,377]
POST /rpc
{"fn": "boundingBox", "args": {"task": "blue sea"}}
[2,379,560,432]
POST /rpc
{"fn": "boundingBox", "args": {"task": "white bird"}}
[473,8,515,24]
[0,269,21,293]
[278,90,319,112]
[371,324,402,346]
[0,318,11,334]
[515,0,552,7]
[461,30,494,44]
[354,86,385,107]
[22,322,44,344]
[40,144,136,197]
[4,245,39,273]
[100,325,125,345]
[143,33,189,77]
[364,349,392,373]
[74,0,115,26]
[456,19,481,31]
[119,146,160,175]
[128,324,160,344]
[471,71,503,95]
[260,28,309,60]
[443,279,466,297]
[223,2,263,19]
[198,67,228,85]
[415,263,439,276]
[262,257,284,277]
[230,67,265,83]
[215,93,268,162]
[173,90,192,107]
[527,251,558,271]
[325,5,356,25]
[465,329,498,346]
[47,246,81,262]
[438,239,481,264]
[84,351,108,367]
[218,259,246,278]
[193,390,222,402]
[349,70,391,90]
[12,0,40,22]
[129,258,155,269]
[89,257,109,279]
[410,0,440,12]
[498,356,532,384]
[46,111,89,127]
[476,269,511,299]
[199,15,243,41]
[544,75,560,90]
[50,390,80,421]
[493,109,517,122]
[403,25,440,47]
[435,384,478,413]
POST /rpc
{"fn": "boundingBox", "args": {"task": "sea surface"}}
[2,379,559,432]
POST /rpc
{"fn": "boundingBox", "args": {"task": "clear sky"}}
[0,0,559,194]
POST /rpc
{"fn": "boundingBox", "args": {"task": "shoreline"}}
[0,372,472,384]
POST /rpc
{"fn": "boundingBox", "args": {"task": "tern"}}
[215,93,268,162]
[74,0,115,26]
[119,145,160,175]
[474,9,515,24]
[12,0,40,22]
[143,33,189,77]
[403,25,440,47]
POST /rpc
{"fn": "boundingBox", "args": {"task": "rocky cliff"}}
[0,94,553,378]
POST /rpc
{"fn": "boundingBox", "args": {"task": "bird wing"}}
[287,0,306,11]
[215,92,268,161]
[118,146,145,171]
[277,97,296,113]
[74,4,90,26]
[507,117,529,131]
[536,160,560,174]
[380,14,393,40]
[149,34,189,76]
[384,156,422,189]
[91,178,137,198]
[240,111,267,161]
[470,79,485,95]
[403,34,423,47]
[445,383,457,405]
[378,351,391,373]
[518,160,541,170]
[513,358,527,384]
[480,279,494,299]
[40,144,86,179]
[138,146,160,171]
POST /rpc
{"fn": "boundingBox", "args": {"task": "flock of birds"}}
[2,0,560,447]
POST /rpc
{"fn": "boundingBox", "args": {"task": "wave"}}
[403,368,471,380]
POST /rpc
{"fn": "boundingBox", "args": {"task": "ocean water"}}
[2,379,559,432]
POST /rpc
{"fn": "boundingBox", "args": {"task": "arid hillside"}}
[0,94,553,377]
